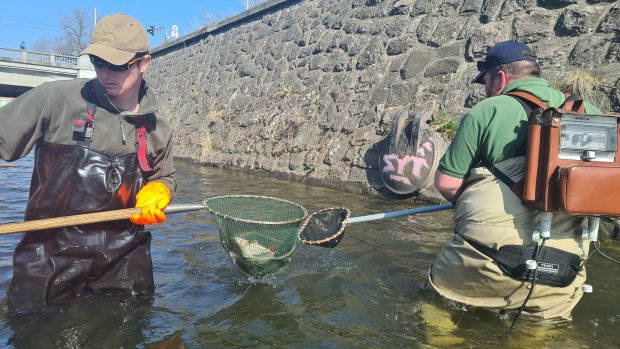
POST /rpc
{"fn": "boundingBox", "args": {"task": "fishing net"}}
[206,195,307,278]
[298,207,351,248]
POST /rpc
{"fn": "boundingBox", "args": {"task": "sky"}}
[0,1,249,52]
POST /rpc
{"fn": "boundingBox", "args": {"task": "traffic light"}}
[147,25,155,36]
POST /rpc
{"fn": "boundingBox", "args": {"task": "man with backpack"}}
[428,40,600,320]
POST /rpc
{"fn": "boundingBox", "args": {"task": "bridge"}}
[0,47,95,105]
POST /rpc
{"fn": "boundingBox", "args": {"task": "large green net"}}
[205,195,307,278]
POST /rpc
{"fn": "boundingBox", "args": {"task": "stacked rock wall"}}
[147,0,620,199]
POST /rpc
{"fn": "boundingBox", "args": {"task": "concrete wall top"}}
[151,0,296,57]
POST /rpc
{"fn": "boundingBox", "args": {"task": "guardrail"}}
[0,47,78,68]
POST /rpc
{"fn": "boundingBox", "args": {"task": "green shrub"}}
[303,162,319,171]
[431,108,458,140]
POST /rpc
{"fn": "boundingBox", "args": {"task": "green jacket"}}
[0,78,176,191]
[438,77,600,179]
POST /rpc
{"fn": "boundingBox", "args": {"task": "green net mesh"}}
[206,195,307,278]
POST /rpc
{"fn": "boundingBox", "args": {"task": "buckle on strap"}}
[74,102,97,147]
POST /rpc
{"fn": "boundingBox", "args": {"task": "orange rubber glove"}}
[130,181,172,225]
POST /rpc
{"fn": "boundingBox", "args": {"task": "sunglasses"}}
[90,55,145,72]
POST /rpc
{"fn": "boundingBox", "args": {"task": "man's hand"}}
[130,181,171,225]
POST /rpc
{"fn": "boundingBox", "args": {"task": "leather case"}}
[558,165,620,216]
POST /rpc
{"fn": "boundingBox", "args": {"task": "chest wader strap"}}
[76,102,97,147]
[136,122,153,172]
[483,161,524,198]
[464,237,581,288]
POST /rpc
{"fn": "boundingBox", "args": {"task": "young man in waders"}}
[0,13,175,313]
[427,40,600,322]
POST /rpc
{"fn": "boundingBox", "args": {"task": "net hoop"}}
[205,195,308,225]
[298,207,351,246]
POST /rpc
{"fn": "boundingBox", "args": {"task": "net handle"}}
[347,203,454,223]
[0,203,207,235]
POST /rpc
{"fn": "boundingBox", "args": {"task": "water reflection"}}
[0,156,618,348]
[7,296,153,348]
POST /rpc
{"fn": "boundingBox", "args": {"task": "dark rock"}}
[461,0,484,16]
[424,58,462,77]
[480,0,503,23]
[606,42,620,63]
[389,0,413,16]
[428,18,463,47]
[538,0,577,9]
[610,78,620,112]
[356,38,385,70]
[555,7,602,36]
[499,0,537,19]
[597,6,620,34]
[513,9,555,43]
[569,35,609,67]
[387,37,413,55]
[400,50,435,79]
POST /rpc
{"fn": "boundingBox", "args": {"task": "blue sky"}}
[0,1,247,51]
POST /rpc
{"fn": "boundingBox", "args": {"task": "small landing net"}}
[297,207,351,248]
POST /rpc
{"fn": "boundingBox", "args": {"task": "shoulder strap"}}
[508,91,585,113]
[76,102,97,147]
[136,120,153,172]
[560,93,585,113]
[484,161,524,198]
[481,91,542,198]
[506,91,549,110]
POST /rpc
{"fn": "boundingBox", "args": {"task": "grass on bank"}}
[551,69,604,110]
[431,108,459,140]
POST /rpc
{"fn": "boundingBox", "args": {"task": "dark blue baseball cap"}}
[471,40,538,84]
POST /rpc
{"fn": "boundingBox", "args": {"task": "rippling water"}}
[0,154,619,348]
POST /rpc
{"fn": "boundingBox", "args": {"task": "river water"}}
[0,154,618,348]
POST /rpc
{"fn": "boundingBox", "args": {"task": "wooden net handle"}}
[0,203,207,235]
[0,208,141,235]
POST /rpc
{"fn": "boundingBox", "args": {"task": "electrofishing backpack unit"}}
[508,91,620,217]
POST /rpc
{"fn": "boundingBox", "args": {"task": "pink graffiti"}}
[382,142,433,185]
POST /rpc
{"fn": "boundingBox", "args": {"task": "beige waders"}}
[427,157,589,320]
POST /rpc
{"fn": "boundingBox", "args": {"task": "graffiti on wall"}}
[379,110,435,195]
[381,141,433,194]
[382,141,433,185]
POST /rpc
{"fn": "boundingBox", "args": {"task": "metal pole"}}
[347,203,454,224]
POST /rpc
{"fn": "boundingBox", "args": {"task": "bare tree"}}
[200,10,222,27]
[58,9,92,55]
[31,39,56,54]
[33,8,96,56]
[194,2,269,31]
[195,8,237,30]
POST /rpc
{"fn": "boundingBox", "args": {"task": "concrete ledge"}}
[151,0,299,57]
[0,59,78,75]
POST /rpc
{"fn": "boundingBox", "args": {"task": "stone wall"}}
[147,0,620,201]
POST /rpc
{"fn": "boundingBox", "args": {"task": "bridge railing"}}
[0,47,78,68]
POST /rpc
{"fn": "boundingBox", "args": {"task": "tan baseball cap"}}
[80,13,149,65]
